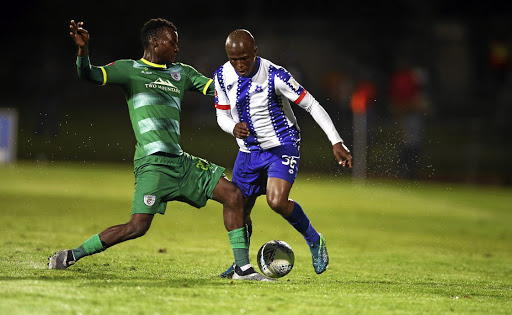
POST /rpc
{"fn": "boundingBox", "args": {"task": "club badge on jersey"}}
[144,195,156,206]
[171,72,181,81]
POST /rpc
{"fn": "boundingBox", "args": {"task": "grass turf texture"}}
[0,162,510,314]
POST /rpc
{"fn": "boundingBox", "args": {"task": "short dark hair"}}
[141,18,177,48]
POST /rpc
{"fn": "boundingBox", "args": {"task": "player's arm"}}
[185,65,214,96]
[217,107,249,139]
[76,56,107,85]
[69,20,104,84]
[69,20,89,58]
[297,92,352,167]
[69,20,127,86]
[186,65,249,137]
[276,72,352,167]
[298,93,352,167]
[213,72,249,139]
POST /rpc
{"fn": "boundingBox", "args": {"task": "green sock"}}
[72,234,106,260]
[228,227,250,266]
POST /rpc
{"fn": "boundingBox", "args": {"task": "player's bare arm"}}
[233,122,250,139]
[333,142,352,168]
[69,20,89,57]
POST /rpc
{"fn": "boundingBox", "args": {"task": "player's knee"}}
[131,224,148,238]
[214,178,243,209]
[225,185,243,209]
[266,195,287,215]
[127,220,151,238]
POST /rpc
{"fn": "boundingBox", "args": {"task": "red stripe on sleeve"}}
[294,90,307,104]
[215,104,231,110]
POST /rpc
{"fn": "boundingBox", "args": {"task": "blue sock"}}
[283,201,320,246]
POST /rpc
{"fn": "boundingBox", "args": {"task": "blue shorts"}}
[232,145,300,198]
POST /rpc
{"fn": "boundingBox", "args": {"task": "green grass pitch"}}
[0,162,511,314]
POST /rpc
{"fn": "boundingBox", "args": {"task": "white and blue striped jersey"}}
[215,57,342,152]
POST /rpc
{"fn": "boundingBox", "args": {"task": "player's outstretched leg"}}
[309,233,329,274]
[48,214,153,270]
[48,233,105,270]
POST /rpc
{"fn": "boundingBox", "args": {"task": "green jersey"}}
[76,56,214,160]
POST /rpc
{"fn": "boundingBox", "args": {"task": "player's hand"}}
[333,142,352,168]
[233,122,250,139]
[69,20,90,53]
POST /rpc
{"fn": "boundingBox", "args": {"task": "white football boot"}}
[48,249,76,269]
[231,264,276,281]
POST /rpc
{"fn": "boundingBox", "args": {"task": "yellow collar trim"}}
[140,58,167,69]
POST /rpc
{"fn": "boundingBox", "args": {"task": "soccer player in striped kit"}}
[215,29,353,278]
[49,20,273,281]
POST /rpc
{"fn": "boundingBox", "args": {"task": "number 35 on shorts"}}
[281,155,299,174]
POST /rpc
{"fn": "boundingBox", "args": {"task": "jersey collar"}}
[140,58,167,69]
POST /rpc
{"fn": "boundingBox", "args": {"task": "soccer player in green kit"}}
[48,18,273,281]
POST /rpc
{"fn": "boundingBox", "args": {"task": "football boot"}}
[309,233,329,274]
[48,249,75,269]
[231,264,276,281]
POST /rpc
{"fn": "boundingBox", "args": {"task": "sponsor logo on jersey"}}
[170,72,181,81]
[248,85,265,97]
[144,195,156,206]
[145,78,180,93]
[141,67,152,75]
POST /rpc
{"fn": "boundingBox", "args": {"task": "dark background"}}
[2,0,511,184]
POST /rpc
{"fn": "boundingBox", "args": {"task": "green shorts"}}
[132,152,225,215]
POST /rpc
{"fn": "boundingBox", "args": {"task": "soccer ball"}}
[257,240,295,278]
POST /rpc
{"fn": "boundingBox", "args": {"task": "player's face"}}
[226,45,258,77]
[157,28,179,64]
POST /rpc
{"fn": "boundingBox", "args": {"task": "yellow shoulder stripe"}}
[203,79,213,95]
[99,66,107,85]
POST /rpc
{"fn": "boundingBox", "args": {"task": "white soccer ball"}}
[257,240,295,278]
